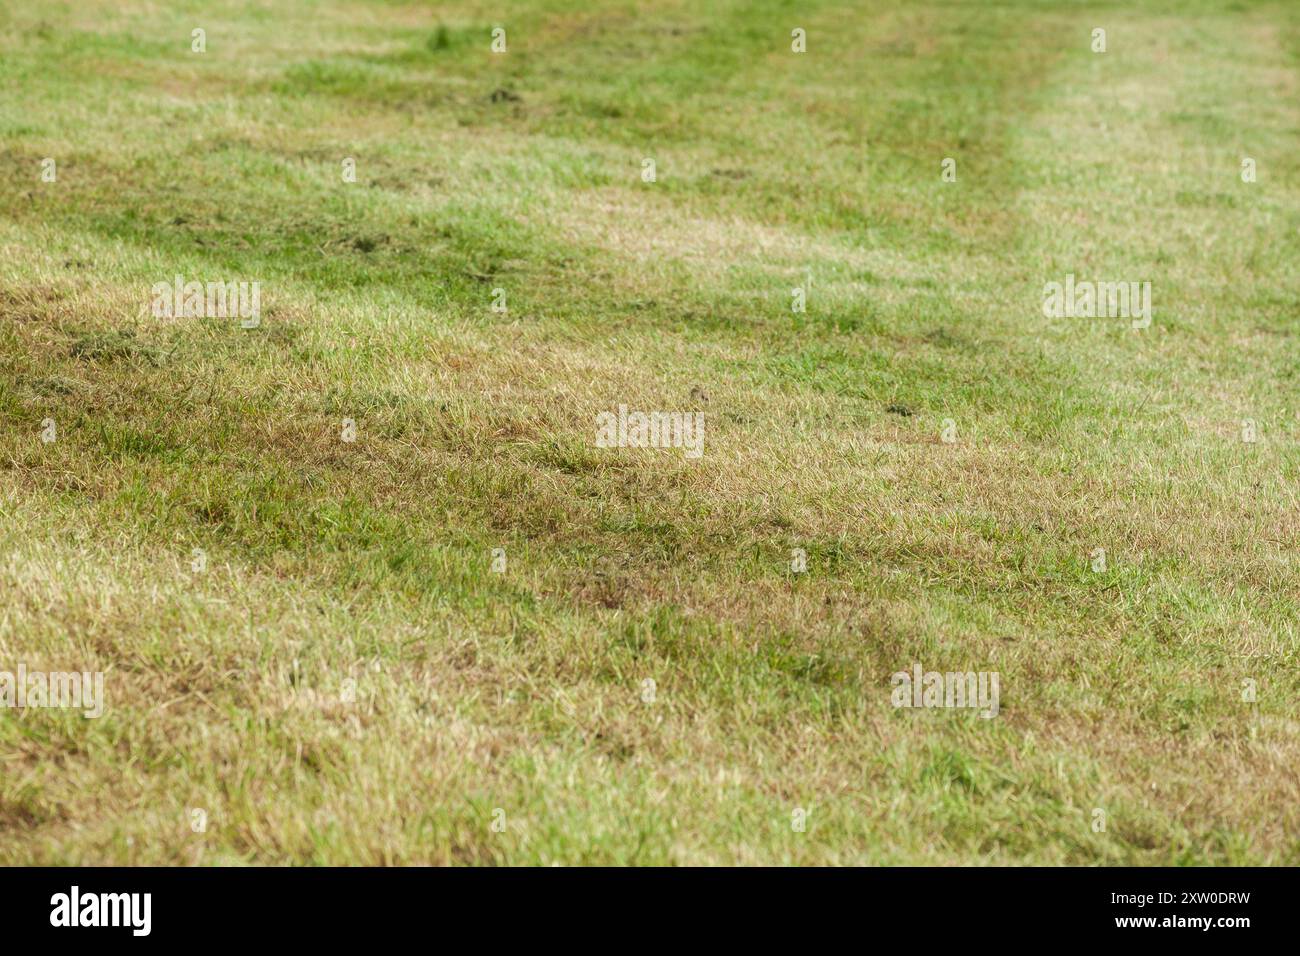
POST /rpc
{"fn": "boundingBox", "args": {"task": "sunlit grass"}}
[0,0,1297,864]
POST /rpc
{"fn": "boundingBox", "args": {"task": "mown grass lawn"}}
[0,0,1297,865]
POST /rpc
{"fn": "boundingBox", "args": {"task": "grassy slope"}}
[0,0,1297,864]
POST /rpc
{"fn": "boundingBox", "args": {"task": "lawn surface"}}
[1,0,1298,864]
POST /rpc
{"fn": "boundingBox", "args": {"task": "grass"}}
[0,0,1298,865]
